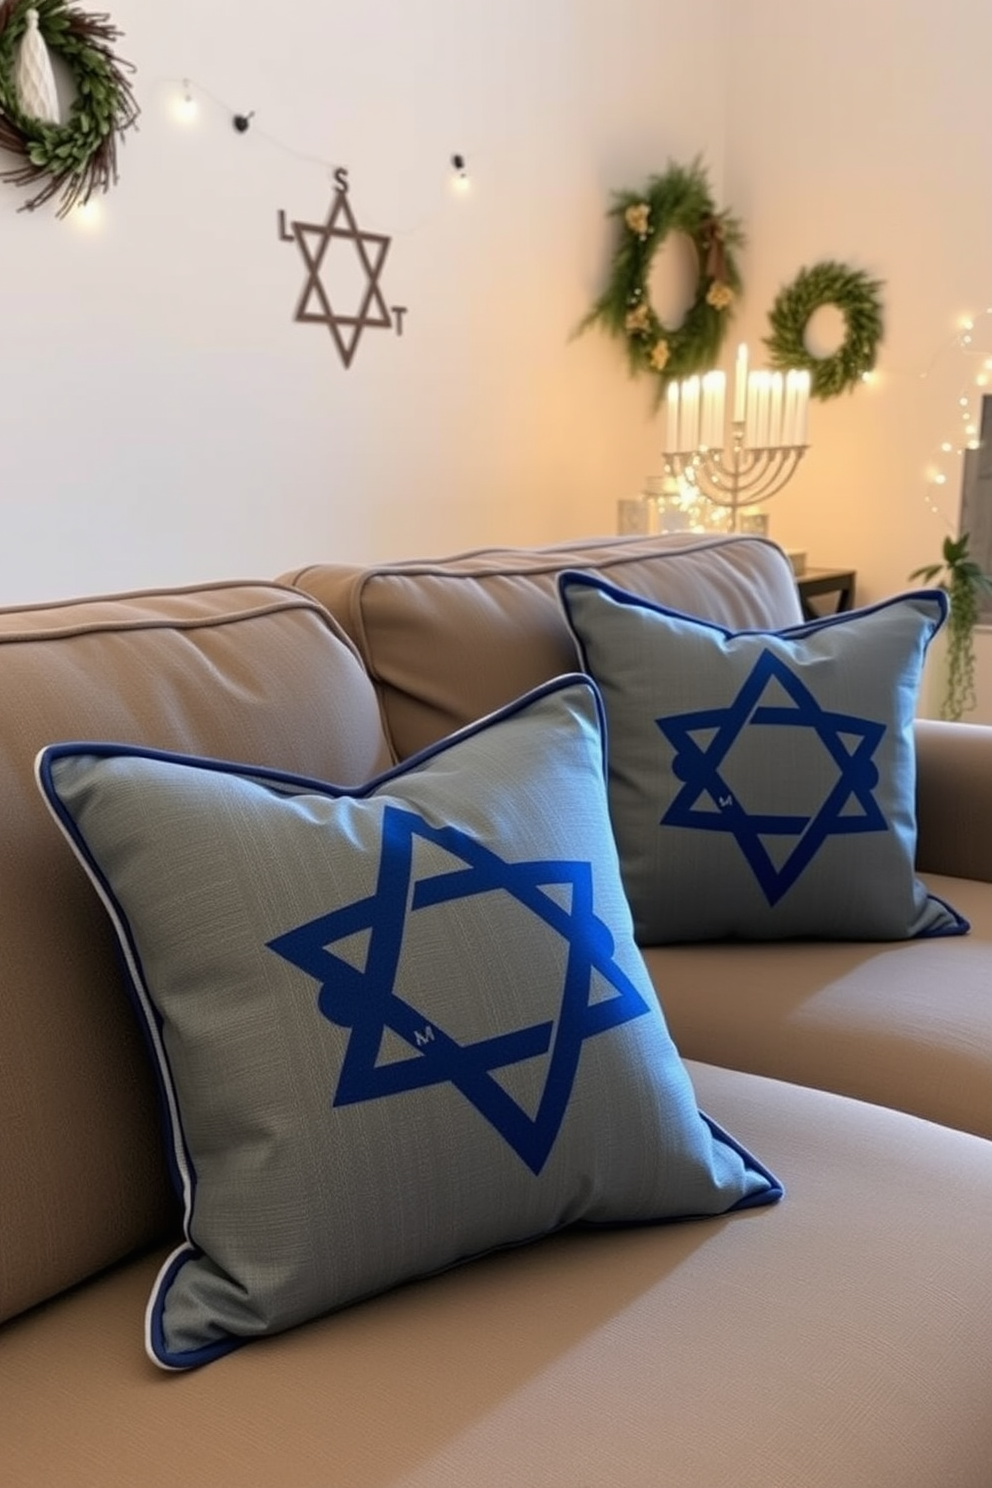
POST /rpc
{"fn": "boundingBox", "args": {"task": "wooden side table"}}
[796,568,857,620]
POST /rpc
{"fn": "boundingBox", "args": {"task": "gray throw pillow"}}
[37,675,781,1369]
[558,573,968,944]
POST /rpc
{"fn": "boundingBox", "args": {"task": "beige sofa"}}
[3,532,992,1485]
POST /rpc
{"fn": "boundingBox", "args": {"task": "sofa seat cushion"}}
[282,533,804,760]
[644,873,992,1140]
[3,1062,992,1487]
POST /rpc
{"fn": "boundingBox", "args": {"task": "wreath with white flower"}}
[0,0,138,217]
[577,158,744,402]
[764,260,884,399]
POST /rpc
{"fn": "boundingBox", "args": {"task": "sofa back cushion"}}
[0,581,389,1326]
[282,534,803,760]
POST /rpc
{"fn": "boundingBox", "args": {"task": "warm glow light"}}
[172,80,198,125]
[733,343,748,423]
[450,153,471,193]
[71,199,103,231]
[921,307,992,516]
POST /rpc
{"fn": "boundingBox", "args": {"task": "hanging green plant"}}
[909,532,992,721]
[764,260,884,399]
[576,157,744,404]
[0,0,138,217]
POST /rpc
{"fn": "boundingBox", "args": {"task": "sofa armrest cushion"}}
[914,718,992,881]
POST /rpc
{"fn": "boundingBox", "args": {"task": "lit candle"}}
[794,370,810,445]
[700,379,710,449]
[768,372,784,448]
[745,370,765,448]
[666,381,680,454]
[783,371,798,446]
[703,370,726,449]
[733,343,748,424]
[761,372,773,446]
[680,375,700,452]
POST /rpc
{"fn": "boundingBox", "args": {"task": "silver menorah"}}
[660,357,811,533]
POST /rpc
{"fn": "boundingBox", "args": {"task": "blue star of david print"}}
[657,649,888,906]
[267,804,650,1175]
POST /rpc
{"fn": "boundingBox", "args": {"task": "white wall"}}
[6,1,992,718]
[0,0,726,603]
[722,0,992,719]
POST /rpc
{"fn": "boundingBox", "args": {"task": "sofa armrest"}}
[914,718,992,881]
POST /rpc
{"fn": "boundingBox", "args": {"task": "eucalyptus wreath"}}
[764,260,884,400]
[0,0,138,216]
[576,158,744,403]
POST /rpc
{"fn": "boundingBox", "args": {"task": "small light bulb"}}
[450,153,470,193]
[173,80,198,124]
[941,442,953,453]
[71,198,103,231]
[934,473,948,485]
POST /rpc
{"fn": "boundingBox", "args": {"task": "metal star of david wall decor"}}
[279,168,407,369]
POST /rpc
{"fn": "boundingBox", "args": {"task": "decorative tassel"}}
[15,9,60,126]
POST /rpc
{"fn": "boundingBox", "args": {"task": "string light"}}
[70,198,103,231]
[918,306,992,525]
[161,75,472,228]
[450,153,471,194]
[172,77,198,125]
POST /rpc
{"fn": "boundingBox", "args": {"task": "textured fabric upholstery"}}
[0,582,389,1326]
[281,533,804,759]
[914,718,992,880]
[557,572,960,943]
[39,679,778,1368]
[4,1062,992,1487]
[4,537,992,1483]
[646,871,992,1140]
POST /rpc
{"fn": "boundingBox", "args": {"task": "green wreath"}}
[576,158,744,402]
[0,0,138,217]
[764,260,884,399]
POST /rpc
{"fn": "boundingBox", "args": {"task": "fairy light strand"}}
[163,76,474,235]
[917,308,992,528]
